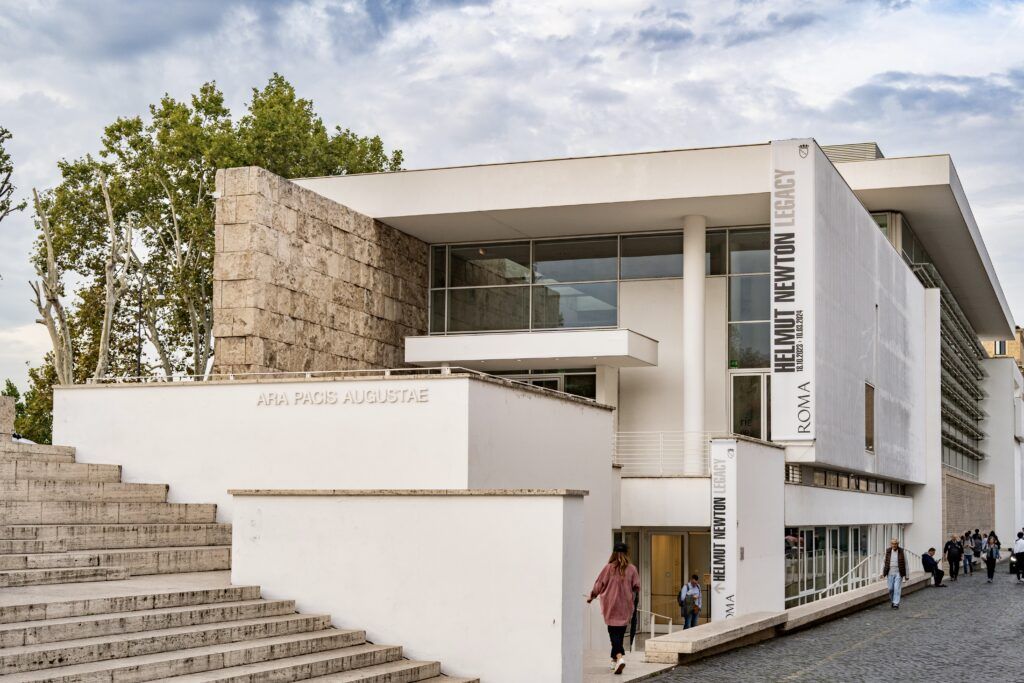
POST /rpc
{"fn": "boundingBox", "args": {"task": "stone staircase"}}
[0,437,476,682]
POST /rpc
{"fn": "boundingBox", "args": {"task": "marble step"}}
[0,501,217,524]
[0,523,232,550]
[0,626,364,679]
[0,613,341,675]
[173,649,433,683]
[0,539,67,554]
[0,566,130,588]
[0,576,260,624]
[0,481,168,503]
[0,545,230,574]
[0,447,76,464]
[0,461,121,483]
[0,599,297,647]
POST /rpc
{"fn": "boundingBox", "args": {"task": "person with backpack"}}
[880,538,908,609]
[943,534,963,581]
[678,574,702,629]
[972,530,984,570]
[962,531,974,575]
[588,542,640,675]
[982,533,1001,582]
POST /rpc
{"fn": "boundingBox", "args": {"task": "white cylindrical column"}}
[682,215,707,474]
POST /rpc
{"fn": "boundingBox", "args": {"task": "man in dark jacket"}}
[922,548,945,587]
[943,534,963,581]
[881,538,909,608]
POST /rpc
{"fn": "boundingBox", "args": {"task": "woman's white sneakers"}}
[614,657,626,675]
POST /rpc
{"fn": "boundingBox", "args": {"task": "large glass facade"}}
[429,227,766,335]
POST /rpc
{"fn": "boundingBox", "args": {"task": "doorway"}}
[647,531,711,627]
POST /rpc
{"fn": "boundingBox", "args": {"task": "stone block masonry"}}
[212,167,429,374]
[942,468,995,537]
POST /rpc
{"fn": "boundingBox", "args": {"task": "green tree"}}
[3,366,54,444]
[0,126,26,225]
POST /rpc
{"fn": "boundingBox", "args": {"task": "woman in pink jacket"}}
[588,542,640,675]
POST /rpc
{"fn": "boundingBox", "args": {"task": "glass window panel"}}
[728,229,770,274]
[729,275,770,322]
[620,233,683,279]
[533,237,617,283]
[564,374,597,400]
[532,282,617,329]
[448,286,528,332]
[728,322,770,368]
[826,471,838,487]
[813,470,826,486]
[430,245,446,288]
[865,384,875,452]
[872,214,889,241]
[706,232,727,275]
[732,375,762,439]
[429,290,445,334]
[450,242,530,287]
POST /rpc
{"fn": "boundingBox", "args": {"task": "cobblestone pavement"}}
[650,567,1024,682]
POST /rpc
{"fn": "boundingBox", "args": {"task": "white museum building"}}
[51,139,1024,681]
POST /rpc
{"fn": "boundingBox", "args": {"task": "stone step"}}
[173,649,433,683]
[0,599,297,647]
[0,481,168,503]
[0,442,75,458]
[0,575,258,624]
[0,566,130,588]
[0,449,76,465]
[0,523,232,550]
[0,461,121,483]
[0,539,67,554]
[0,625,365,681]
[0,545,230,574]
[0,501,217,524]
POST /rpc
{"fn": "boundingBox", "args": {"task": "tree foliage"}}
[0,126,26,226]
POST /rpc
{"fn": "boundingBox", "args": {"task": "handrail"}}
[807,549,923,603]
[631,609,677,651]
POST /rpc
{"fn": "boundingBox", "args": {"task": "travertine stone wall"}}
[212,167,428,374]
[943,468,995,537]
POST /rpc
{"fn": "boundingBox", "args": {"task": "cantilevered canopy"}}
[294,141,1013,339]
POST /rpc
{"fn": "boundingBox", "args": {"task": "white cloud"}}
[1,0,1022,383]
[0,323,50,390]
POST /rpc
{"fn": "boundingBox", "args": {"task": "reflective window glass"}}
[729,229,770,274]
[431,245,446,288]
[706,232,727,275]
[448,287,529,331]
[532,282,617,329]
[732,375,762,439]
[450,242,530,287]
[620,233,683,279]
[564,374,597,400]
[729,275,770,322]
[533,237,617,283]
[430,290,445,333]
[728,322,770,368]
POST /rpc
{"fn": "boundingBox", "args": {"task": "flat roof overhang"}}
[294,142,1013,339]
[404,329,658,371]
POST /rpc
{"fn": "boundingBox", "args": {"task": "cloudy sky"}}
[0,0,1022,388]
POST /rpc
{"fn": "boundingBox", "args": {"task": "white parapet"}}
[230,488,586,683]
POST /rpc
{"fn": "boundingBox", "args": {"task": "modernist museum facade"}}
[50,138,1024,681]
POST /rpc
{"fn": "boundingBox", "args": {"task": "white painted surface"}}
[618,478,710,527]
[683,216,707,465]
[617,277,729,434]
[981,357,1024,537]
[404,328,657,370]
[735,439,785,615]
[906,289,944,553]
[810,142,928,483]
[785,486,914,526]
[231,493,584,683]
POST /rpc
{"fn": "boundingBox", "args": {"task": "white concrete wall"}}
[736,440,785,614]
[785,486,914,526]
[618,478,710,527]
[811,145,928,483]
[981,357,1024,538]
[617,277,728,434]
[906,289,944,553]
[231,493,584,683]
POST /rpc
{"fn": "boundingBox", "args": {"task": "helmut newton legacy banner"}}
[770,139,815,442]
[710,440,737,621]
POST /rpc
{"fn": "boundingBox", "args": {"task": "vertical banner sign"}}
[710,440,737,621]
[770,139,816,441]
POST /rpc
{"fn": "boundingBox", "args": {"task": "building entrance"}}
[647,531,711,628]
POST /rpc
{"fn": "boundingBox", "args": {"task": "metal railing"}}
[613,431,725,477]
[631,610,677,650]
[803,549,923,604]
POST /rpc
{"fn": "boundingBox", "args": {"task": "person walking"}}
[982,533,1001,582]
[972,529,984,570]
[678,574,702,629]
[943,534,963,581]
[921,548,946,587]
[1013,531,1024,583]
[588,542,640,675]
[962,531,974,575]
[881,538,908,608]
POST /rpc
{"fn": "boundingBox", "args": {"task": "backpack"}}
[677,586,686,608]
